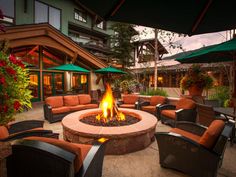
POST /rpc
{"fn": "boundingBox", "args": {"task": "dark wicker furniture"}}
[155,120,234,177]
[44,94,98,123]
[0,120,58,142]
[157,98,197,127]
[7,138,108,177]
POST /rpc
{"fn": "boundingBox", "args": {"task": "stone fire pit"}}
[62,108,157,155]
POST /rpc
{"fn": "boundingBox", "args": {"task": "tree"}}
[110,23,139,67]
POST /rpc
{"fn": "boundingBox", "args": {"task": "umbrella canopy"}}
[176,38,236,63]
[77,0,236,35]
[48,64,89,73]
[94,66,126,74]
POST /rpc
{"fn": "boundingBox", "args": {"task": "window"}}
[97,21,106,30]
[0,0,14,23]
[74,9,87,23]
[35,1,61,30]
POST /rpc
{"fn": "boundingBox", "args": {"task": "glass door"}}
[29,72,40,102]
[43,72,64,100]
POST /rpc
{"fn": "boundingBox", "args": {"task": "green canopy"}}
[78,0,236,36]
[48,64,89,73]
[94,66,126,74]
[176,38,236,63]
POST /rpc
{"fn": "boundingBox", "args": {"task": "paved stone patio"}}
[14,102,236,177]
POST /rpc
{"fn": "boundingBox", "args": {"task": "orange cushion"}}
[78,94,91,105]
[161,110,176,119]
[69,105,86,112]
[64,95,79,106]
[199,120,225,149]
[24,137,91,173]
[83,104,98,109]
[119,104,136,109]
[122,95,138,104]
[176,98,196,110]
[45,96,64,108]
[141,105,156,114]
[0,126,9,139]
[150,96,166,106]
[170,128,201,143]
[52,106,70,114]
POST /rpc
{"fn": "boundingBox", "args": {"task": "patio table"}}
[214,107,236,145]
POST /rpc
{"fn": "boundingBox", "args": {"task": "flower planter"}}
[188,86,203,96]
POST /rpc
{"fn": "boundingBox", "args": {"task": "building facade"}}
[0,0,115,102]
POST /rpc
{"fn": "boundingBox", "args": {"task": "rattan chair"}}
[155,120,234,177]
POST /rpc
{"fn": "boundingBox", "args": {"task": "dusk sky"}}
[135,26,230,57]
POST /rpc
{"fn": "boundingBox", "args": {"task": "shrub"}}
[140,88,168,97]
[209,86,230,107]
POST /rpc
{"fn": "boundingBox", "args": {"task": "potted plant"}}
[180,64,213,96]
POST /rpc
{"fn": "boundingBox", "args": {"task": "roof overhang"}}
[0,23,107,69]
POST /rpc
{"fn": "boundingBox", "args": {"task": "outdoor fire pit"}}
[62,85,157,155]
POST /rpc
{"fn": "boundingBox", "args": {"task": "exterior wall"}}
[15,0,112,36]
[90,73,105,91]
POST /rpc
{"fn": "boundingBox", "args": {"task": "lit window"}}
[74,10,87,23]
[81,75,87,84]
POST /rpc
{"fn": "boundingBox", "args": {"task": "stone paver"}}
[14,103,236,177]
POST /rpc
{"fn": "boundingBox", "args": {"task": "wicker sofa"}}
[44,94,98,123]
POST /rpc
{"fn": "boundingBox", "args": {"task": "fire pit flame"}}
[96,84,125,122]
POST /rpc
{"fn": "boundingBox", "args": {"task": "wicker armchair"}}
[7,137,108,177]
[196,103,226,127]
[0,120,58,142]
[156,98,197,127]
[155,120,234,177]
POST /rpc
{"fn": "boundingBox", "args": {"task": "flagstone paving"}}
[15,103,236,177]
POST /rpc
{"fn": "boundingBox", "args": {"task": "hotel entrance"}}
[43,72,64,99]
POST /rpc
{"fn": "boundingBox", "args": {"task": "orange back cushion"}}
[0,126,9,139]
[64,95,79,106]
[45,96,64,108]
[176,98,196,110]
[78,94,91,104]
[25,137,83,173]
[150,96,166,106]
[123,95,138,104]
[199,120,225,149]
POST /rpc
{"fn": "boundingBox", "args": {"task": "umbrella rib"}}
[106,0,126,18]
[191,0,213,34]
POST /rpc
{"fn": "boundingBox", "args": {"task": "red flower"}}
[13,101,21,111]
[0,76,5,84]
[14,76,17,81]
[9,54,18,65]
[6,67,16,75]
[0,60,6,67]
[17,60,25,69]
[3,105,8,113]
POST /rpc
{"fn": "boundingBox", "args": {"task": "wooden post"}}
[0,142,12,177]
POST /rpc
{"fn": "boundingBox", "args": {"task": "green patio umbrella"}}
[94,66,126,74]
[48,63,89,73]
[176,38,236,63]
[78,0,236,36]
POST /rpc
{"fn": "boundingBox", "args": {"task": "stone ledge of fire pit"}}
[62,108,157,155]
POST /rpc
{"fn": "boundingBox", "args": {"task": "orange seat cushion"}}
[122,95,138,104]
[150,96,166,106]
[176,98,196,110]
[161,110,176,119]
[24,137,92,173]
[64,95,79,106]
[141,105,156,114]
[199,120,225,149]
[120,104,136,109]
[78,94,91,105]
[69,105,86,112]
[170,128,201,143]
[0,126,9,139]
[52,106,70,114]
[45,96,64,108]
[83,104,98,109]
